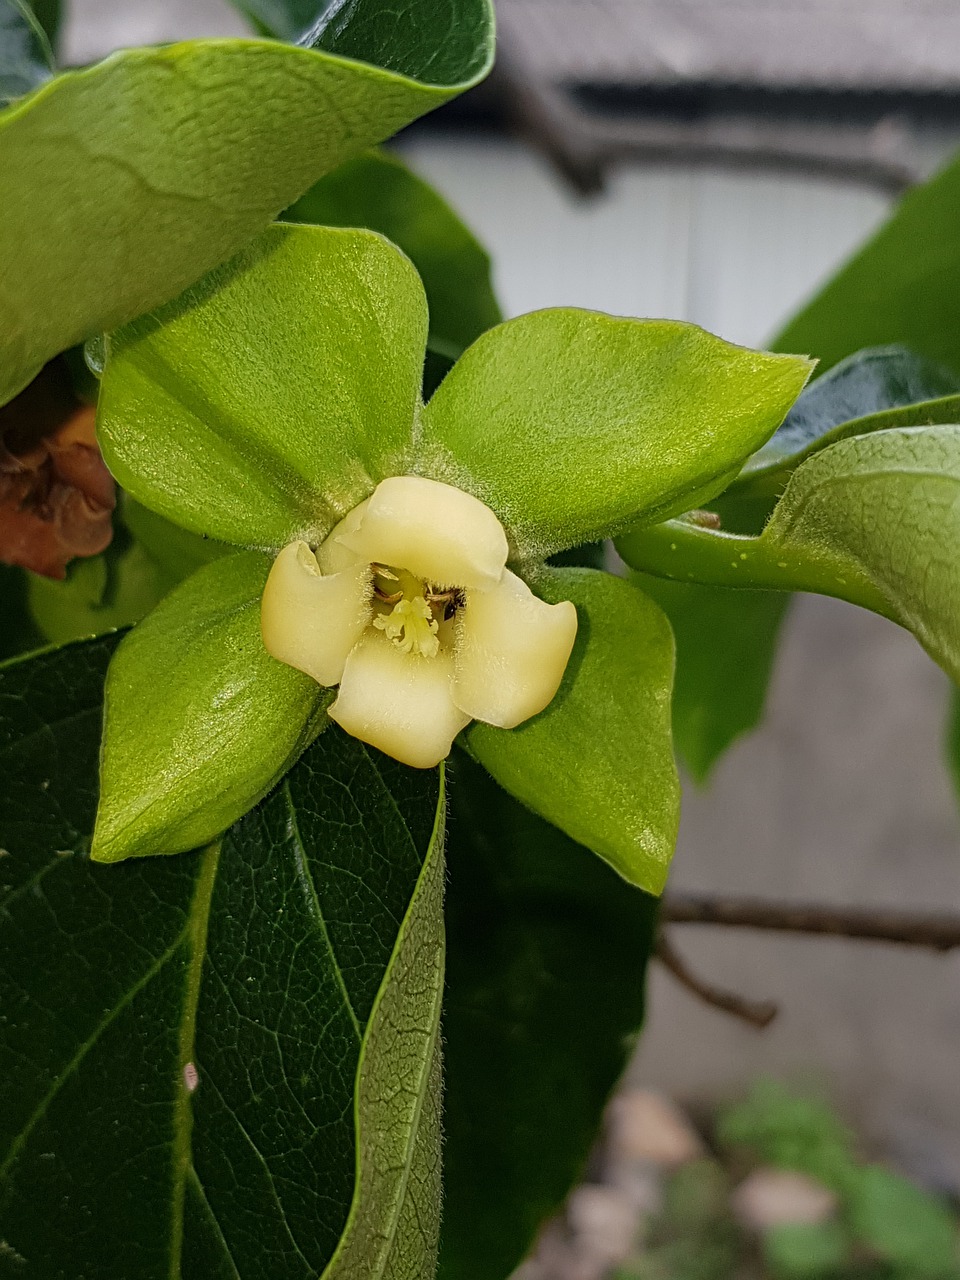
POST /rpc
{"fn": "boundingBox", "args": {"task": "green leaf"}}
[419,311,812,560]
[762,426,960,684]
[848,1167,959,1275]
[763,1221,848,1280]
[122,496,232,582]
[439,750,659,1280]
[27,539,170,644]
[0,0,51,107]
[466,566,679,894]
[92,550,328,862]
[0,5,494,406]
[634,573,789,783]
[285,148,501,357]
[233,0,492,83]
[0,636,446,1278]
[773,152,960,377]
[97,224,428,548]
[22,0,57,45]
[619,426,960,683]
[740,345,960,484]
[947,687,960,804]
[0,562,43,659]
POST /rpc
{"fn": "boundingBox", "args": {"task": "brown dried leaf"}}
[0,362,115,579]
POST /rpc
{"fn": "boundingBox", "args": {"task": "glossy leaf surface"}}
[635,573,789,783]
[286,148,501,356]
[0,4,493,405]
[763,426,960,682]
[0,0,51,106]
[467,567,679,894]
[774,151,960,376]
[420,311,811,559]
[741,345,960,482]
[439,752,658,1280]
[98,224,428,549]
[93,552,327,862]
[233,0,492,83]
[0,636,446,1278]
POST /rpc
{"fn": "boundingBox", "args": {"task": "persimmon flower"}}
[261,475,578,768]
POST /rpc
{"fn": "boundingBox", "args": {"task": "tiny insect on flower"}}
[260,475,578,769]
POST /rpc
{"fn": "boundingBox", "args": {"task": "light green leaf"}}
[739,345,960,486]
[466,566,679,894]
[0,5,494,405]
[764,426,960,683]
[440,750,659,1279]
[92,550,328,862]
[286,148,501,357]
[122,497,232,582]
[27,540,171,644]
[634,573,789,783]
[0,0,51,106]
[848,1166,959,1275]
[97,223,428,548]
[623,427,960,687]
[773,151,960,377]
[419,310,812,560]
[1,635,446,1277]
[763,1221,848,1280]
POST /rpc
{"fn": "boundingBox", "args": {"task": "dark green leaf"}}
[0,4,494,405]
[0,0,51,107]
[420,311,812,560]
[98,224,428,549]
[285,148,501,356]
[466,567,679,894]
[0,562,42,659]
[93,552,327,862]
[773,151,960,377]
[741,345,960,483]
[439,751,659,1280]
[634,573,789,783]
[0,636,446,1277]
[22,0,57,45]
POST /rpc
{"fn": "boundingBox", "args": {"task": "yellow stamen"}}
[373,595,440,657]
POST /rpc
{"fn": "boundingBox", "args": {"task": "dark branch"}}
[655,931,779,1029]
[661,894,960,952]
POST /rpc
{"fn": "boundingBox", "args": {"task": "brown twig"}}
[655,931,779,1029]
[661,894,960,952]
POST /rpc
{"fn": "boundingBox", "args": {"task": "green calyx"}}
[91,221,813,892]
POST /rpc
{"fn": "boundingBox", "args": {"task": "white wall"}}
[398,135,890,346]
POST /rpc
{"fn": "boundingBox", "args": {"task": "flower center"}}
[370,565,463,659]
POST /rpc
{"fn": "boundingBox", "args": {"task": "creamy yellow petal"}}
[329,630,470,768]
[337,475,508,588]
[453,568,578,728]
[316,498,370,574]
[261,541,372,686]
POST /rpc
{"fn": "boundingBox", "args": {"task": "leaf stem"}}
[616,519,896,620]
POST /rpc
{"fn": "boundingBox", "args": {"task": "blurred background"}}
[62,0,960,1261]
